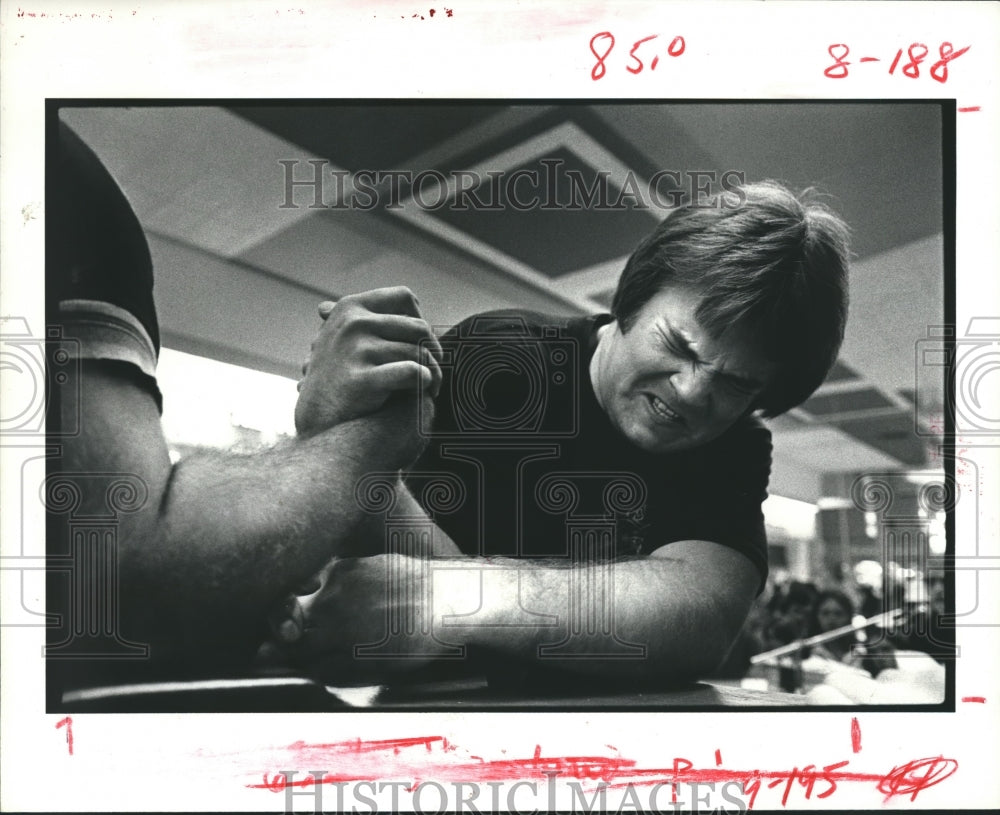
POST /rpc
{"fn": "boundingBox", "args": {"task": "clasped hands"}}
[268,553,464,684]
[295,286,443,450]
[270,287,453,681]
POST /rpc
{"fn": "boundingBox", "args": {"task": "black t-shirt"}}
[411,309,771,589]
[48,121,160,353]
[47,121,162,411]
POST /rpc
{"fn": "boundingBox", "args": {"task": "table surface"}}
[62,674,808,712]
[370,676,808,709]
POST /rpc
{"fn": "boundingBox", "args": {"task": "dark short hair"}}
[774,580,819,614]
[611,181,850,417]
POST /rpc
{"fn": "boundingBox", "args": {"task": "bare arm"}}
[448,540,759,680]
[58,363,427,671]
[284,526,759,684]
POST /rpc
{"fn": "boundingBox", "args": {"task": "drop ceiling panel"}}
[829,412,930,466]
[770,425,910,472]
[839,234,944,396]
[824,360,861,383]
[598,103,943,260]
[801,387,898,416]
[148,234,322,379]
[60,106,321,258]
[233,105,504,170]
[432,147,658,276]
[236,208,408,297]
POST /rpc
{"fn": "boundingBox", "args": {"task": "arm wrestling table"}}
[59,674,807,712]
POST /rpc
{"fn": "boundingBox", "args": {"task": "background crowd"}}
[711,562,950,702]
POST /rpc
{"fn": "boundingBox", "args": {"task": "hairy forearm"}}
[59,367,421,669]
[143,423,400,640]
[336,485,751,682]
[433,556,744,681]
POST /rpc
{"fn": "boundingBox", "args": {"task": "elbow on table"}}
[648,608,747,683]
[647,640,733,684]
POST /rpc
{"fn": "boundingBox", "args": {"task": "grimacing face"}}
[590,285,775,454]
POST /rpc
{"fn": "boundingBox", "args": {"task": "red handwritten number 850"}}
[590,32,615,80]
[590,32,685,79]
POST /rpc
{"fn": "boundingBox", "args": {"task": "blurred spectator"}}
[856,583,883,620]
[805,589,897,679]
[886,575,953,662]
[807,589,858,663]
[764,580,818,649]
[759,580,818,691]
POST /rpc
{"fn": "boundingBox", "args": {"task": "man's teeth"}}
[651,396,680,421]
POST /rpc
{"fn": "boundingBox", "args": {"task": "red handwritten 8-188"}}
[824,42,971,81]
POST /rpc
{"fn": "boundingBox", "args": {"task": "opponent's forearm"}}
[132,418,413,662]
[60,365,423,668]
[436,558,738,681]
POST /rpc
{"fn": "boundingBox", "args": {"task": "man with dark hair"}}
[612,181,849,418]
[283,181,850,687]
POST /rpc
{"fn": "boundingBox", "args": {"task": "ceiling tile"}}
[801,387,897,416]
[829,411,929,466]
[232,104,503,169]
[432,147,658,276]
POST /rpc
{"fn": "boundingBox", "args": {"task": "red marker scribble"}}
[55,716,73,755]
[246,732,958,808]
[961,695,986,702]
[760,760,850,807]
[851,718,862,753]
[958,106,981,112]
[877,757,959,803]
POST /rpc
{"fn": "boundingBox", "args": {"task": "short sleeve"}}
[48,121,162,409]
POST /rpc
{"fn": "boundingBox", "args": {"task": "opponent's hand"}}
[270,554,458,684]
[295,287,442,437]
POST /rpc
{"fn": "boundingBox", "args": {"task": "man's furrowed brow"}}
[670,323,766,389]
[657,322,698,358]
